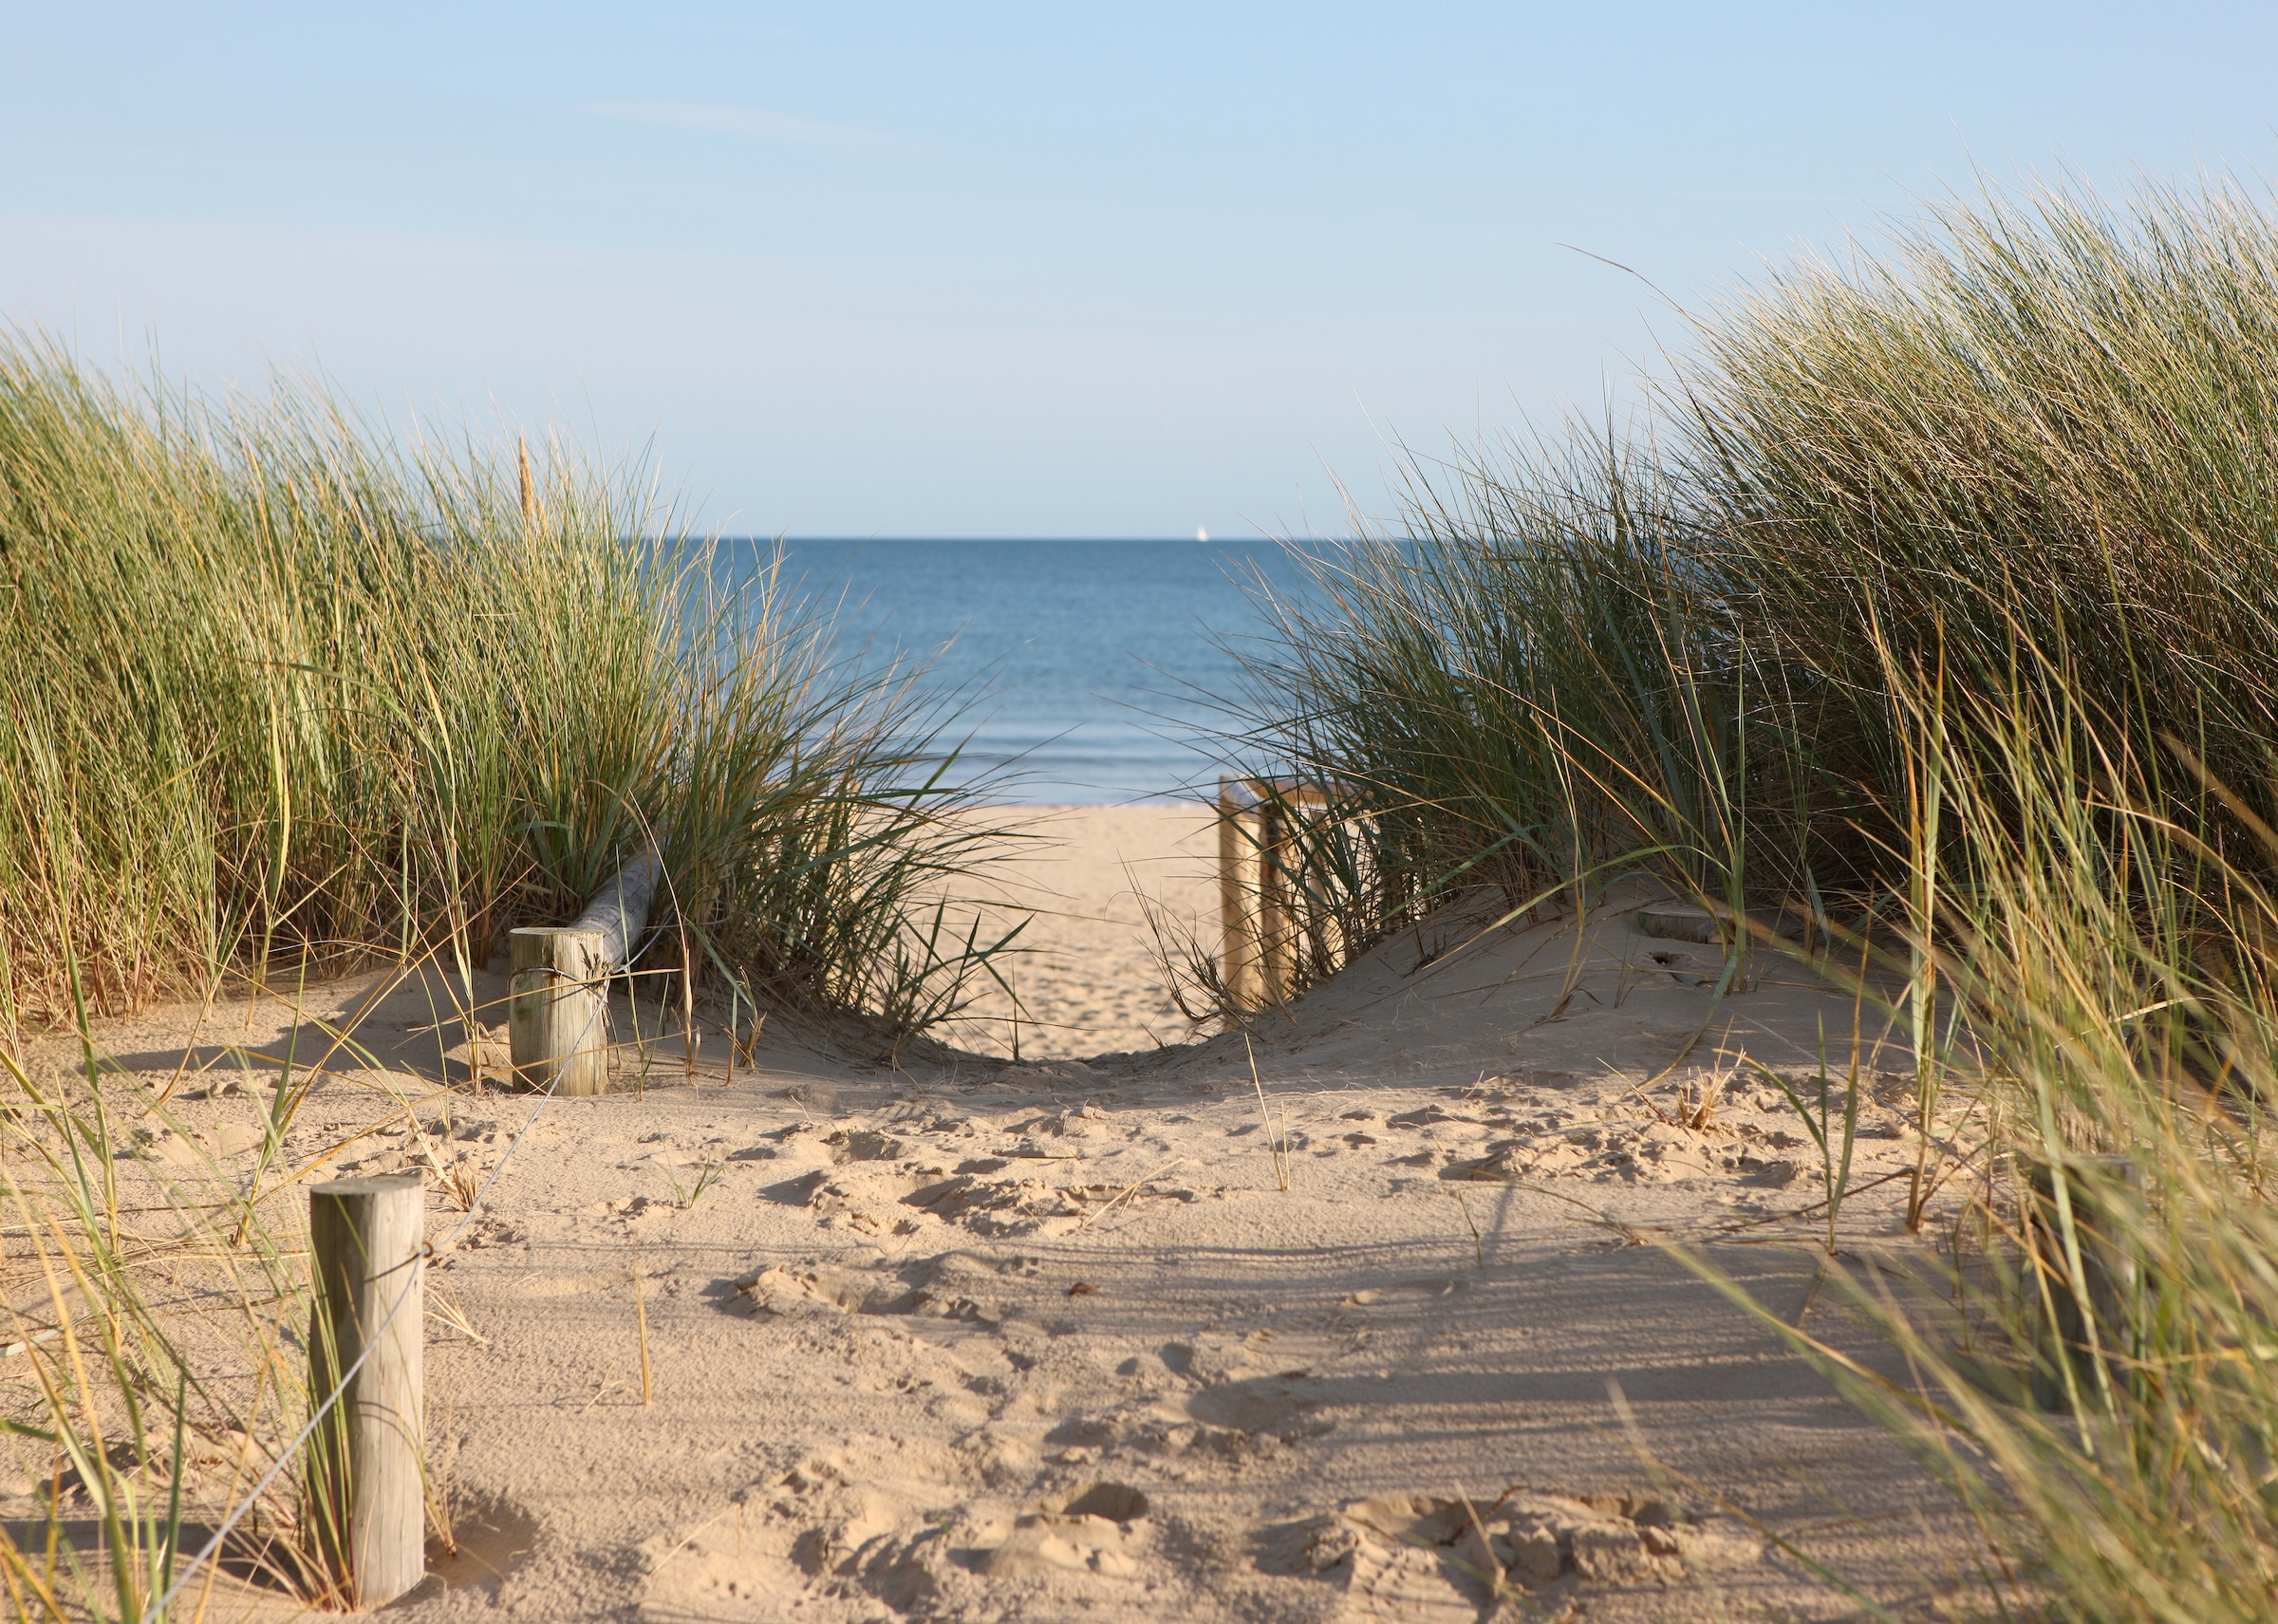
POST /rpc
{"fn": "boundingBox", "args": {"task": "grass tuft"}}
[1222,169,2278,1616]
[0,329,1021,1043]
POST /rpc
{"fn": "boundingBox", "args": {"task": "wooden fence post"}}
[1219,779,1264,1011]
[308,1174,426,1609]
[1220,777,1340,1012]
[1257,793,1297,1007]
[507,851,662,1096]
[507,927,611,1095]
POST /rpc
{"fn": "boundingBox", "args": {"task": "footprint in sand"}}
[1290,1488,1763,1621]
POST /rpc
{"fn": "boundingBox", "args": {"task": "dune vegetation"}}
[10,168,2278,1619]
[1223,174,2278,1621]
[0,339,1032,1617]
[0,334,1018,1041]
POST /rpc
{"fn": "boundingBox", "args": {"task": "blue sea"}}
[744,539,1315,804]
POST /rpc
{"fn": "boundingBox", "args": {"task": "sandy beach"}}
[921,804,1223,1061]
[14,47,2270,1624]
[16,807,1972,1622]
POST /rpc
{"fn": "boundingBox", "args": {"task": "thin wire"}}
[142,980,609,1621]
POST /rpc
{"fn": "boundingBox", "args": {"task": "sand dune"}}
[16,807,1975,1621]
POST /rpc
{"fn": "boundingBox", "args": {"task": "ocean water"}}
[745,539,1312,804]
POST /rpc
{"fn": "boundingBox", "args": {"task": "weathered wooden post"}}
[508,926,611,1095]
[1262,781,1328,1005]
[1221,778,1335,1012]
[2023,1152,2143,1411]
[308,1174,426,1609]
[1219,778,1265,1011]
[508,851,660,1096]
[1256,790,1294,1007]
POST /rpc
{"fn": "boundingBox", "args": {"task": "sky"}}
[4,2,2275,537]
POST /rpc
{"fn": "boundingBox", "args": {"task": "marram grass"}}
[0,332,1030,1619]
[0,331,1018,1040]
[1223,172,2278,1618]
[1229,173,2278,990]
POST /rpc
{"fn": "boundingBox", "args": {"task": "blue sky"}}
[5,3,2274,536]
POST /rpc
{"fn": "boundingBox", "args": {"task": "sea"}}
[741,538,1316,805]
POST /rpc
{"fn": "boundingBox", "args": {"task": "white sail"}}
[1197,525,1209,542]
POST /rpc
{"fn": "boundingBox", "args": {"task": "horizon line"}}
[719,534,1352,544]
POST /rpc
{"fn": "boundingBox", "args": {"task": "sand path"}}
[9,810,1977,1621]
[926,803,1220,1060]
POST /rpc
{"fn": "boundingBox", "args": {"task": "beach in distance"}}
[750,542,1291,1056]
[765,538,1314,805]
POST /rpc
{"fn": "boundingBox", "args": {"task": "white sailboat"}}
[1197,525,1209,542]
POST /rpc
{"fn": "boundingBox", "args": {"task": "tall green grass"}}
[0,333,1031,1619]
[1231,432,1807,992]
[0,332,1015,1040]
[1687,176,2278,858]
[1232,175,2278,978]
[1225,172,2278,1615]
[1728,645,2278,1622]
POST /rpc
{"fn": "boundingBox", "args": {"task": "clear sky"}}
[5,3,2273,537]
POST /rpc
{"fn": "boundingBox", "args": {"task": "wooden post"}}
[1219,779,1264,1012]
[1257,793,1292,1006]
[508,851,661,1096]
[308,1174,426,1609]
[1221,778,1335,1012]
[508,927,611,1094]
[2024,1153,2142,1411]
